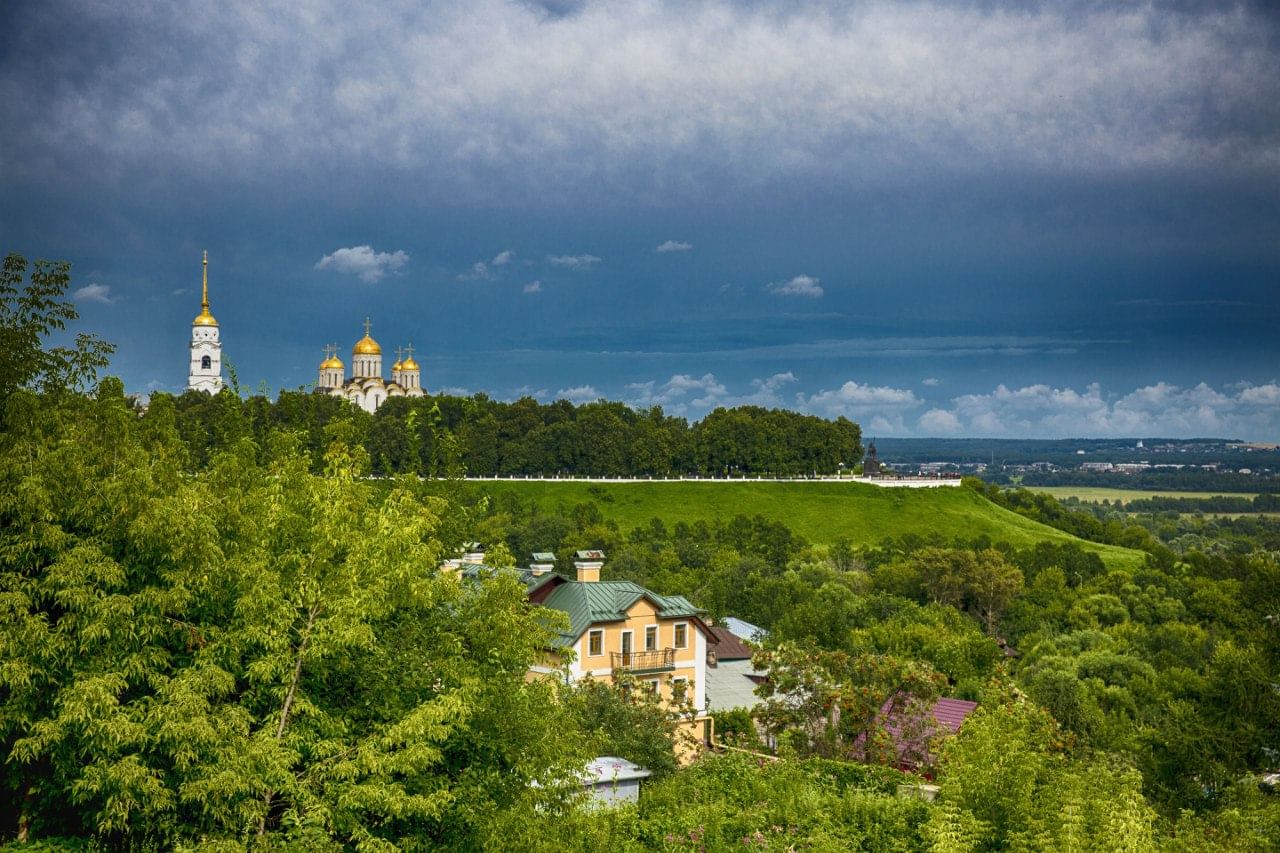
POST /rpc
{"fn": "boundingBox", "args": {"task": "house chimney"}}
[530,551,556,577]
[574,549,605,583]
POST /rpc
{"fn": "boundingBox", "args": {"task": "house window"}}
[646,679,661,696]
[673,623,688,649]
[671,677,688,704]
[620,631,633,666]
[200,355,211,370]
[644,625,658,651]
[588,630,603,657]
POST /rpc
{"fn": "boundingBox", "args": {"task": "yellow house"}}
[461,551,716,753]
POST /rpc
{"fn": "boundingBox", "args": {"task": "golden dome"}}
[391,359,403,371]
[193,307,218,326]
[353,318,381,355]
[321,355,344,370]
[401,357,420,371]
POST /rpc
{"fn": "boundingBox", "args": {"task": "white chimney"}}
[574,549,605,583]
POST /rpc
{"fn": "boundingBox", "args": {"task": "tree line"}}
[1118,493,1280,514]
[1015,468,1280,493]
[168,389,863,478]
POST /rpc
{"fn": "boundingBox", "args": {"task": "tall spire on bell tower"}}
[193,249,217,327]
[188,250,224,393]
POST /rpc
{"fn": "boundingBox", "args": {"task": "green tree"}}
[0,252,114,400]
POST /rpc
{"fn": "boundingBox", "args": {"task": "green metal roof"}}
[540,579,704,648]
[457,564,705,648]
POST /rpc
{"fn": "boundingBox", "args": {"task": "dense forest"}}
[170,388,862,478]
[3,254,1279,849]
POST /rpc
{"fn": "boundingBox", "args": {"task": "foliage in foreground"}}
[0,386,597,848]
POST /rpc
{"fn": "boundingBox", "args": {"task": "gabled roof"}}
[541,580,705,647]
[457,565,708,648]
[862,696,978,770]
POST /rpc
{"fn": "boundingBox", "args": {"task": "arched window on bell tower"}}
[201,355,211,370]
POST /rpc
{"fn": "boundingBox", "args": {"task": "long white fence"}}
[461,475,962,488]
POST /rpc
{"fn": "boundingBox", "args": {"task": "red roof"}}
[707,626,755,661]
[859,696,978,771]
[929,698,978,734]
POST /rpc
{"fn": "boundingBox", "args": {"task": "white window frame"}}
[587,629,604,657]
[620,630,634,664]
[644,624,659,651]
[646,679,661,696]
[671,676,688,703]
[673,622,689,649]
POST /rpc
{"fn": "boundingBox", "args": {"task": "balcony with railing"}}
[611,648,676,673]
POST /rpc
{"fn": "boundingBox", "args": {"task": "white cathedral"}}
[187,253,425,413]
[315,319,426,412]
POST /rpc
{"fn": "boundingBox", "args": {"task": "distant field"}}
[467,481,1147,571]
[1032,486,1259,503]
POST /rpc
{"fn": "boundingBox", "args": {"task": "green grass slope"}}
[469,481,1147,571]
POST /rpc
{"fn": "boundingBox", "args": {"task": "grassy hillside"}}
[468,481,1147,571]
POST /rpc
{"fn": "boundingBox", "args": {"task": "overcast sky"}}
[3,0,1278,438]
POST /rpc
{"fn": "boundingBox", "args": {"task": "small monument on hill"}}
[863,439,881,478]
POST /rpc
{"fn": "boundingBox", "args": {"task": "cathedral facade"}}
[316,319,425,413]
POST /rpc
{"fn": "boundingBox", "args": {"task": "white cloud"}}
[806,381,920,418]
[315,245,409,283]
[556,384,600,403]
[656,240,692,253]
[73,282,115,304]
[918,408,963,435]
[768,275,823,298]
[1239,383,1280,406]
[626,371,799,414]
[523,279,543,293]
[922,377,941,387]
[929,380,1280,438]
[547,254,601,269]
[868,416,905,435]
[458,249,515,281]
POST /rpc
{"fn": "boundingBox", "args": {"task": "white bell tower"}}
[188,250,224,394]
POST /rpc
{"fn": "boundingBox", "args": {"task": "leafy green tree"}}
[0,252,114,401]
[967,548,1023,635]
[0,390,592,847]
[754,643,946,765]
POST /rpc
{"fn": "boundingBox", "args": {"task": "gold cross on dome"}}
[403,343,414,361]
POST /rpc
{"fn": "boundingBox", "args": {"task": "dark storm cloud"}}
[3,0,1279,199]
